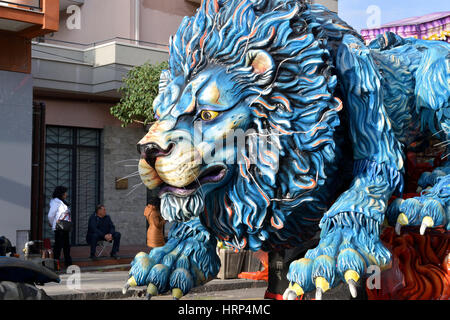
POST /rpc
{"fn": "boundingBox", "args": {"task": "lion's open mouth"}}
[158,165,227,197]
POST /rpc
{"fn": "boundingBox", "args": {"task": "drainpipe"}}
[135,0,140,45]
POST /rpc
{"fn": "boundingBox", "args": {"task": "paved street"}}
[37,270,130,296]
[116,287,268,300]
[37,270,268,300]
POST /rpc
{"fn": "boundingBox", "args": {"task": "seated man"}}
[86,204,121,259]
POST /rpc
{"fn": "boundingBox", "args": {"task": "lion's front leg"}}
[123,218,220,299]
[284,167,395,300]
[285,34,406,300]
[388,124,450,234]
[387,170,450,235]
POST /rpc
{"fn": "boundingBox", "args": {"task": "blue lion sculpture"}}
[123,0,450,300]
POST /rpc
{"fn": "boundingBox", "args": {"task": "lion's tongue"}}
[159,185,196,197]
[198,167,227,184]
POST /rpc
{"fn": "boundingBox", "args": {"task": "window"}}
[43,126,101,245]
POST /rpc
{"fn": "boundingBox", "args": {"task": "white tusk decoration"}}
[122,283,130,295]
[395,222,402,236]
[282,289,297,300]
[420,216,434,235]
[315,287,323,300]
[348,279,357,298]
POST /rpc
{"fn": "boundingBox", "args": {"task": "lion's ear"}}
[245,50,275,85]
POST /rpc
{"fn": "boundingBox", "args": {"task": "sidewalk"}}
[59,245,149,269]
[36,271,268,300]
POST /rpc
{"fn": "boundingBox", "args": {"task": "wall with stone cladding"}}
[102,125,148,246]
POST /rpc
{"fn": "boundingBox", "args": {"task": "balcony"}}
[0,1,41,10]
[32,37,169,98]
[0,0,58,38]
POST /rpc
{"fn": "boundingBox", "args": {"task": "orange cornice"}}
[0,0,59,73]
[0,0,59,38]
[0,5,44,25]
[0,30,31,73]
[42,0,59,32]
[17,24,43,38]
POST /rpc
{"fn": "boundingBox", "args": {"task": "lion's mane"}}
[160,0,359,251]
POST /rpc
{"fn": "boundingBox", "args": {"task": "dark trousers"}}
[54,230,72,267]
[87,232,121,256]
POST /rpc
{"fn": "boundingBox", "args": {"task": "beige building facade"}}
[33,0,198,246]
[32,0,338,247]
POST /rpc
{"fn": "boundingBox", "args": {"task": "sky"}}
[338,0,450,32]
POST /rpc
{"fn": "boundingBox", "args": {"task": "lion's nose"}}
[137,142,175,168]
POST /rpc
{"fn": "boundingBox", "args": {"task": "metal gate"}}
[43,126,101,245]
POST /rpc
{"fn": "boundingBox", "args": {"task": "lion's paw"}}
[123,237,220,299]
[387,197,447,235]
[417,166,450,192]
[283,223,390,300]
[387,175,449,235]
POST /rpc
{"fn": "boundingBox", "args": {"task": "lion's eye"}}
[200,110,219,121]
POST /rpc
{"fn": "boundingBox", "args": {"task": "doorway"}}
[43,126,101,245]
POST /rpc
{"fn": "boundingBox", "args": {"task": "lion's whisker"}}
[114,159,140,164]
[434,139,450,146]
[195,175,205,199]
[126,182,144,197]
[117,171,140,182]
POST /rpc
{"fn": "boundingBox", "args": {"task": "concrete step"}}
[38,270,268,300]
[56,244,148,270]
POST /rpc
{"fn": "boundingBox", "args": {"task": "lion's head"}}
[138,0,351,251]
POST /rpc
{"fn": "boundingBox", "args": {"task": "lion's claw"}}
[285,222,385,300]
[286,258,314,297]
[282,281,305,300]
[282,288,298,300]
[347,279,358,298]
[420,216,434,235]
[145,283,158,299]
[172,288,183,300]
[418,199,445,234]
[311,255,335,297]
[314,277,330,300]
[395,212,409,235]
[125,221,221,300]
[387,188,448,236]
[344,270,360,298]
[122,278,132,294]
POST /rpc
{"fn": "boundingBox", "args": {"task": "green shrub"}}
[111,61,168,127]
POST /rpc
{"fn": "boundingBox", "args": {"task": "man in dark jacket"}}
[86,204,121,259]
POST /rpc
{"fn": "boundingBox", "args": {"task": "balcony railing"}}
[34,36,169,51]
[0,0,41,11]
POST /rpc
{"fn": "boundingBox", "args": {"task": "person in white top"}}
[48,186,72,268]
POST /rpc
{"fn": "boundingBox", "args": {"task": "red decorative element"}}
[446,253,450,277]
[238,269,268,281]
[238,251,269,281]
[404,151,444,193]
[367,227,450,300]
